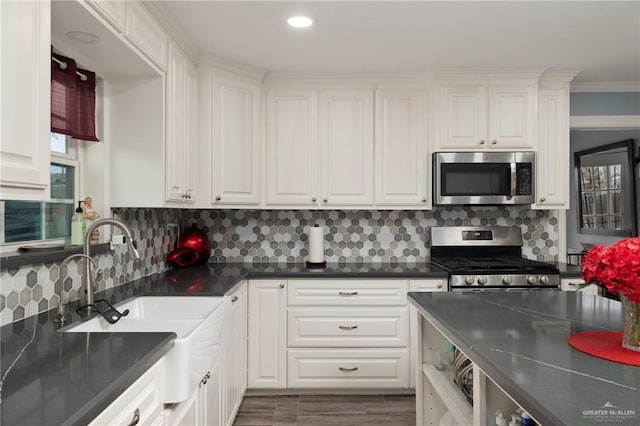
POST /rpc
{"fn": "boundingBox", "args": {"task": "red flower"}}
[581,238,640,303]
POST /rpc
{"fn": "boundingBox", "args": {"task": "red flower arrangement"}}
[581,237,640,303]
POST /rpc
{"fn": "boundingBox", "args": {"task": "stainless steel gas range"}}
[430,226,560,291]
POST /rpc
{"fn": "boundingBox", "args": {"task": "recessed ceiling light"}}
[66,31,101,44]
[287,16,314,28]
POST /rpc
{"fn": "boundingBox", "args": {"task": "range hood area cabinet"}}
[0,0,51,201]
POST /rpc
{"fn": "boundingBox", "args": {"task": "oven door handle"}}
[508,162,517,200]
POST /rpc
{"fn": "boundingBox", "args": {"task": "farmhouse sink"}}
[64,296,230,403]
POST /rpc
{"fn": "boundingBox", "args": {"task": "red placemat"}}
[568,331,640,366]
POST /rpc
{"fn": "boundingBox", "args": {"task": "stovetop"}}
[431,257,560,274]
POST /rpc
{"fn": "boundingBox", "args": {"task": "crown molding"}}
[539,70,580,83]
[143,0,199,63]
[570,115,640,129]
[263,71,431,87]
[198,53,267,81]
[431,67,547,80]
[570,82,640,93]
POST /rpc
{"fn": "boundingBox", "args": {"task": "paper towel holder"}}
[306,260,327,269]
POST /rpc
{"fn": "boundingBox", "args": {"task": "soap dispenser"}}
[495,410,507,426]
[508,414,520,426]
[71,201,86,245]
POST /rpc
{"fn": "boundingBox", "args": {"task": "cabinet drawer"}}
[287,348,410,388]
[90,360,163,426]
[288,307,409,348]
[287,280,408,306]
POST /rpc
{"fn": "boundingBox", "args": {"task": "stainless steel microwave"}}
[433,152,535,205]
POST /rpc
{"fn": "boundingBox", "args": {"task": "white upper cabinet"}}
[85,0,126,32]
[165,41,196,204]
[437,78,537,150]
[0,0,51,201]
[533,82,571,209]
[374,89,430,207]
[265,89,319,207]
[125,0,168,70]
[211,75,261,206]
[319,89,374,207]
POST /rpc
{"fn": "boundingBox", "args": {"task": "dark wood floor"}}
[232,394,416,426]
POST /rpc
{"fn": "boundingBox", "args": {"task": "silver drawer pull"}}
[339,325,358,330]
[127,408,140,426]
[338,291,358,296]
[339,367,358,372]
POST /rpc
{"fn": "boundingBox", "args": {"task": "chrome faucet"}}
[81,218,141,311]
[54,254,97,324]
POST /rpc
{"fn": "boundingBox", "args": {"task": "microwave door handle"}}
[509,162,516,200]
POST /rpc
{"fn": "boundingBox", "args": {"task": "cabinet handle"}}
[568,282,579,288]
[279,283,285,289]
[479,140,486,145]
[540,197,546,203]
[216,195,221,201]
[491,139,498,145]
[311,197,316,202]
[338,291,358,296]
[231,295,238,302]
[422,198,427,203]
[206,371,211,379]
[323,197,328,203]
[338,325,358,330]
[339,367,358,372]
[187,193,192,199]
[127,408,140,426]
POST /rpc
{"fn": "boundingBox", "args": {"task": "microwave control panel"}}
[516,164,532,195]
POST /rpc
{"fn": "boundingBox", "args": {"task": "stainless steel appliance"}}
[433,151,535,205]
[430,226,560,291]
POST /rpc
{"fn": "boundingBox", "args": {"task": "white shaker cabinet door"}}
[533,87,569,209]
[488,82,537,149]
[437,83,488,150]
[212,76,261,206]
[248,280,288,389]
[125,0,168,70]
[265,90,319,207]
[319,89,374,207]
[0,0,50,200]
[375,89,429,207]
[224,281,248,426]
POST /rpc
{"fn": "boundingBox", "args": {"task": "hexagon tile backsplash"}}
[185,206,558,264]
[1,206,558,325]
[0,208,181,325]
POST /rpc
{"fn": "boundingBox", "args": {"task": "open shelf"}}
[422,363,473,426]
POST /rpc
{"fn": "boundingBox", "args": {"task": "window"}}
[0,133,80,245]
[575,139,638,237]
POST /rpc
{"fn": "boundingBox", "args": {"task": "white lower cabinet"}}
[248,280,288,388]
[224,281,248,426]
[248,279,430,391]
[90,359,164,426]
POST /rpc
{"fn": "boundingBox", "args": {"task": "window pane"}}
[50,132,67,154]
[580,167,593,190]
[50,163,74,200]
[4,202,42,243]
[45,203,72,239]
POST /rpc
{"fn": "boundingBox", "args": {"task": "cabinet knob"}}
[322,197,328,203]
[186,193,192,199]
[491,139,497,145]
[216,195,221,201]
[127,409,140,426]
[311,197,316,202]
[540,197,546,202]
[231,295,238,302]
[206,371,211,379]
[437,283,443,289]
[422,198,427,203]
[279,283,285,289]
[479,140,486,145]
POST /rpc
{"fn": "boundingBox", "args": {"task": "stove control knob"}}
[502,276,513,285]
[527,275,538,285]
[464,276,475,285]
[539,275,550,285]
[477,276,488,285]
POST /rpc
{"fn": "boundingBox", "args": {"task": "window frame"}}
[0,136,81,251]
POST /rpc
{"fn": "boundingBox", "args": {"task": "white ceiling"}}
[159,1,640,83]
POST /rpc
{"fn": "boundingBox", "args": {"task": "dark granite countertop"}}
[408,291,640,426]
[0,261,447,426]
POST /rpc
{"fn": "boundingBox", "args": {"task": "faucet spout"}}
[81,218,140,309]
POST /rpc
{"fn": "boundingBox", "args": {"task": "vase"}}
[620,294,640,352]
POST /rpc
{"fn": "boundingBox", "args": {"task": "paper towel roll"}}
[308,225,325,264]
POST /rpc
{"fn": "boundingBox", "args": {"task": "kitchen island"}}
[408,291,639,426]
